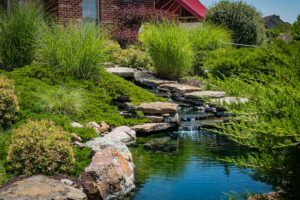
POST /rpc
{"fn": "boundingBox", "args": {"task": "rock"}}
[104,126,136,145]
[132,123,176,133]
[87,121,101,134]
[210,97,249,105]
[144,115,164,123]
[73,141,84,148]
[79,147,135,200]
[106,67,136,78]
[138,102,179,115]
[61,178,74,186]
[0,175,87,200]
[184,91,226,99]
[248,192,280,200]
[144,137,179,153]
[85,137,133,161]
[71,133,82,142]
[159,83,202,94]
[99,121,110,134]
[164,113,180,124]
[134,71,176,88]
[71,122,84,128]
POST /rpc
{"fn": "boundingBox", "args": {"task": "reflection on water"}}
[130,131,273,200]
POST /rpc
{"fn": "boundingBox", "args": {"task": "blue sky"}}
[201,0,300,23]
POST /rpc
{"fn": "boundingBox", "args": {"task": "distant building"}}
[0,0,208,25]
[263,15,287,29]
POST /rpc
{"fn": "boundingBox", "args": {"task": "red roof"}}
[176,0,208,19]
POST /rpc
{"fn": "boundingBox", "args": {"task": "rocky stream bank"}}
[0,67,249,200]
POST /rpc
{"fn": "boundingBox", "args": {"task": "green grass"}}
[35,23,107,81]
[0,4,45,70]
[141,23,194,80]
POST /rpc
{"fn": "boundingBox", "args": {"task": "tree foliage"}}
[205,1,266,45]
[292,15,300,40]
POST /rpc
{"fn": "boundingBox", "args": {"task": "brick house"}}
[0,0,207,24]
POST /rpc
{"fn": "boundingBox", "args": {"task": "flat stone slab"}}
[134,71,176,88]
[0,175,87,200]
[132,123,176,133]
[159,83,202,94]
[210,97,249,105]
[138,102,179,115]
[106,67,136,78]
[184,91,226,99]
[144,115,164,123]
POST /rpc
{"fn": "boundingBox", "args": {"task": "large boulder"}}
[0,175,87,200]
[79,147,135,200]
[138,102,179,115]
[104,126,136,145]
[84,137,133,162]
[105,67,136,78]
[134,71,176,88]
[159,83,202,94]
[132,123,177,133]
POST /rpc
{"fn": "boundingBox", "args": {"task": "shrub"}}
[40,87,84,115]
[35,23,107,80]
[142,23,194,80]
[0,76,19,129]
[0,4,45,70]
[7,120,75,176]
[107,41,153,69]
[292,15,300,41]
[205,1,266,45]
[113,5,176,47]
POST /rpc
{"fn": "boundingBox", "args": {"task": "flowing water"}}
[129,109,274,200]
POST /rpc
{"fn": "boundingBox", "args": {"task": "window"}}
[82,0,99,24]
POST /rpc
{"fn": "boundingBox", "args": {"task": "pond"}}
[129,130,274,200]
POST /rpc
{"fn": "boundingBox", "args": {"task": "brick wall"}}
[100,0,154,24]
[57,0,82,25]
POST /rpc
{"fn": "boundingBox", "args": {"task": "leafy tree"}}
[292,15,300,40]
[205,1,266,45]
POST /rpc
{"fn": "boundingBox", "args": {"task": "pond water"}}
[129,130,274,200]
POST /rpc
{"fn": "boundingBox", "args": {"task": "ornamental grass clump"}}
[35,23,107,81]
[40,87,84,115]
[188,23,231,51]
[141,23,194,80]
[0,4,45,70]
[7,120,75,176]
[0,76,19,129]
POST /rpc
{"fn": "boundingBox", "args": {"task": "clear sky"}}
[201,0,300,23]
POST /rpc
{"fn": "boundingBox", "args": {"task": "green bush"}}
[35,23,107,80]
[7,120,75,176]
[205,1,266,45]
[142,23,194,80]
[0,76,19,129]
[40,87,84,115]
[292,15,300,41]
[0,4,45,70]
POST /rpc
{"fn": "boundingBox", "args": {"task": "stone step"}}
[210,97,249,105]
[159,83,202,94]
[184,91,226,99]
[134,71,176,88]
[138,102,179,115]
[106,67,136,78]
[131,123,177,133]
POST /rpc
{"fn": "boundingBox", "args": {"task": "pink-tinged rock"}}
[79,147,135,200]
